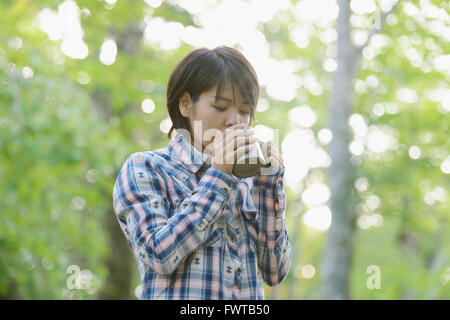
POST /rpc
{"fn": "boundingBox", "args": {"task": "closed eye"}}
[212,105,226,112]
[212,105,250,115]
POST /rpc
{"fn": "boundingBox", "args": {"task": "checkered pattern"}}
[112,132,291,299]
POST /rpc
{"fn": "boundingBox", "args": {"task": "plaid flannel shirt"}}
[112,132,291,299]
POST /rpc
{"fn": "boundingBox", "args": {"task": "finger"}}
[204,141,215,155]
[223,139,250,165]
[226,135,258,151]
[269,144,283,165]
[228,123,247,131]
[224,126,255,144]
[226,143,254,164]
[212,130,225,150]
[270,151,284,169]
[267,141,273,157]
[223,124,247,139]
[222,132,251,153]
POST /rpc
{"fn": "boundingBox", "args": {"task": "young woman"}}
[113,46,291,300]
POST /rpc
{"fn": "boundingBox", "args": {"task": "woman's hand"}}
[208,123,258,176]
[259,140,285,172]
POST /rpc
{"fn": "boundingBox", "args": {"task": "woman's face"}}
[179,81,253,153]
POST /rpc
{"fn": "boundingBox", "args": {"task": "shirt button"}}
[222,187,229,193]
[226,180,234,187]
[196,218,209,231]
[224,204,230,210]
[236,268,241,274]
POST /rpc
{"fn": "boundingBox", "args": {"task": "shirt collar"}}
[168,130,211,174]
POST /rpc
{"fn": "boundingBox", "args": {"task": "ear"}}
[179,92,192,118]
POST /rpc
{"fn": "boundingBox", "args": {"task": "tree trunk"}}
[321,0,359,300]
[98,208,136,299]
[97,22,143,300]
[321,0,400,300]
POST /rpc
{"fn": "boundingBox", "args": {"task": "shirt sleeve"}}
[248,167,292,287]
[112,152,238,276]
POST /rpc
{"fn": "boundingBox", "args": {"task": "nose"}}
[225,110,242,128]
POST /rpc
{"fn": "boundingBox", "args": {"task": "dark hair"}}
[166,46,259,139]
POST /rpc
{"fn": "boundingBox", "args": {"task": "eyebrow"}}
[212,95,250,105]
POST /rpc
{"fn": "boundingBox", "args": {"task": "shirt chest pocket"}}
[239,188,258,221]
[203,226,223,247]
